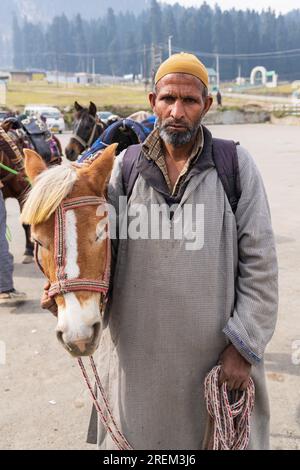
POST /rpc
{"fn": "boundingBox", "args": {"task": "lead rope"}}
[204,365,255,450]
[77,357,133,450]
[76,213,132,450]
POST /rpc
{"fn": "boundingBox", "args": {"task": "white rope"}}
[204,365,255,450]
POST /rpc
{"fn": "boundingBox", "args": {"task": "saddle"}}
[3,117,62,166]
[20,117,52,163]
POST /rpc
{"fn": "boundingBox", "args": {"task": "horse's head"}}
[21,144,117,357]
[1,118,32,155]
[65,101,105,162]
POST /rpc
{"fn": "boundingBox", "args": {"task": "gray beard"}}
[157,118,201,148]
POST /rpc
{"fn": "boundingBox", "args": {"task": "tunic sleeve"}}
[223,146,278,365]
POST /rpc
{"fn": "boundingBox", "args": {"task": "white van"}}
[292,89,300,104]
[24,105,65,133]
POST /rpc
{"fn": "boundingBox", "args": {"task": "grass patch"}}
[6,81,151,114]
[242,83,293,96]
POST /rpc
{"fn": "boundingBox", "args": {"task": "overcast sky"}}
[163,0,299,14]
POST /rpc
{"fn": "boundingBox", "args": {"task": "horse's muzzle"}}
[57,322,101,357]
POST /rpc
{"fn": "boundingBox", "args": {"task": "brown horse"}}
[21,145,116,356]
[0,127,33,263]
[65,101,106,162]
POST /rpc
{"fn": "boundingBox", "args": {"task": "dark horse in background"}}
[0,118,63,263]
[65,101,106,161]
[65,101,152,162]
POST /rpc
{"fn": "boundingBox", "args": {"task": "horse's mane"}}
[21,164,77,225]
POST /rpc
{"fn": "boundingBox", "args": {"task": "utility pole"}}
[151,44,162,85]
[216,54,220,90]
[55,52,59,88]
[143,44,147,80]
[238,64,241,84]
[92,57,96,84]
[168,35,173,58]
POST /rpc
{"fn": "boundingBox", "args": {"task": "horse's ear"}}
[74,101,83,112]
[89,102,97,117]
[23,149,47,183]
[1,120,14,133]
[84,144,117,195]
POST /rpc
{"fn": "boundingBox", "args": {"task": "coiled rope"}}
[204,365,255,450]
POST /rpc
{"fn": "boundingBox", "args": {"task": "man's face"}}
[149,73,213,147]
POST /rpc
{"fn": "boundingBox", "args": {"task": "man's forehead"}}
[156,73,203,94]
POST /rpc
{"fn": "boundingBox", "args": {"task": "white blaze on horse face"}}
[65,210,80,278]
[56,209,101,347]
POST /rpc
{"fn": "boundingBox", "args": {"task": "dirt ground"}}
[0,124,299,450]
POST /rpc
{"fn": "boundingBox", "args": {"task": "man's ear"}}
[148,92,156,112]
[23,149,47,183]
[202,95,213,118]
[81,144,117,196]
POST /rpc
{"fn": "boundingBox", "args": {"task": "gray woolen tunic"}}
[88,128,278,450]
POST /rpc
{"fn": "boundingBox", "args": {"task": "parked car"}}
[292,89,300,104]
[96,111,119,125]
[24,105,65,133]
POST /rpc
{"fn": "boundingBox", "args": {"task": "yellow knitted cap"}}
[155,52,209,88]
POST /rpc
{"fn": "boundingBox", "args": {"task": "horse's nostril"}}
[92,322,101,339]
[56,330,63,344]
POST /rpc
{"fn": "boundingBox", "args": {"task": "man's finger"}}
[41,294,58,316]
[44,280,51,290]
[226,380,234,391]
[218,368,227,386]
[240,378,250,391]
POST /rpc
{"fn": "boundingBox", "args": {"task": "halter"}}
[72,116,99,150]
[35,196,111,298]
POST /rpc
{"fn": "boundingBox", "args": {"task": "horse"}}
[21,145,116,356]
[65,101,106,162]
[1,118,63,263]
[0,127,33,263]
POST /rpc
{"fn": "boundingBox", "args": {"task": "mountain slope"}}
[1,0,149,33]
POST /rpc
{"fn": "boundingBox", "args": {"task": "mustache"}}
[160,118,191,129]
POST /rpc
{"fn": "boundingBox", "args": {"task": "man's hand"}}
[41,281,58,317]
[218,344,251,391]
[71,151,103,170]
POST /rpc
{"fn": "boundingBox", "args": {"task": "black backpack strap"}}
[212,138,241,214]
[122,144,142,199]
[122,139,241,212]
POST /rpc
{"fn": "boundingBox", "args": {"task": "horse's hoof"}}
[22,255,34,264]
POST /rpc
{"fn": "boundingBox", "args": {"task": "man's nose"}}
[170,100,185,120]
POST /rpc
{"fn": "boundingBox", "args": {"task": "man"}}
[0,187,27,304]
[216,89,222,107]
[44,53,278,449]
[0,126,27,304]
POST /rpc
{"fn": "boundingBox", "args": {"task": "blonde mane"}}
[21,164,78,225]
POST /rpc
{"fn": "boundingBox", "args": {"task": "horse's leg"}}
[22,223,34,264]
[17,197,34,264]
